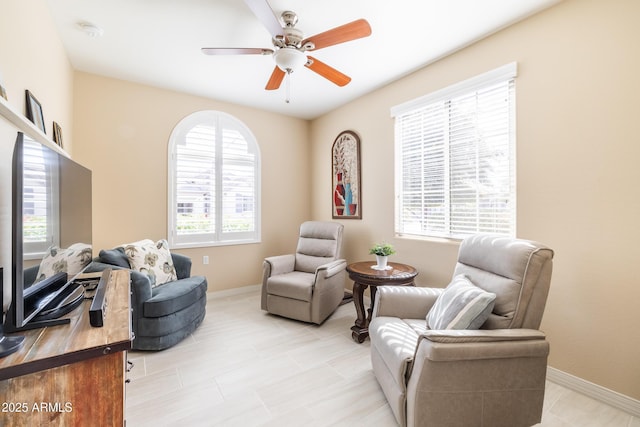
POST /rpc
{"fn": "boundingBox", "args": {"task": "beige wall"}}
[310,0,640,400]
[72,72,310,291]
[0,0,74,309]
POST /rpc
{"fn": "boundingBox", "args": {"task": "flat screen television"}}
[3,132,92,335]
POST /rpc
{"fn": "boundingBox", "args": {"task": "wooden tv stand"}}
[0,270,132,426]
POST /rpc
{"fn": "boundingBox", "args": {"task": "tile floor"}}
[126,286,639,427]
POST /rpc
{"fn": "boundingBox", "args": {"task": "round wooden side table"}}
[346,261,418,343]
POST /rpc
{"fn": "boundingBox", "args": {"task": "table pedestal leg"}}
[367,286,378,325]
[350,282,369,343]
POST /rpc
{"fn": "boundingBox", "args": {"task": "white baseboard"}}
[547,366,640,417]
[208,284,261,298]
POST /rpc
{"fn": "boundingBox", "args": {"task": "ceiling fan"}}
[201,0,372,99]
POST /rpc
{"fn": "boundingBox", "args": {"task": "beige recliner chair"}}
[261,221,347,324]
[369,234,554,427]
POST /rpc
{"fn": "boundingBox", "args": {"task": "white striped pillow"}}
[426,275,496,330]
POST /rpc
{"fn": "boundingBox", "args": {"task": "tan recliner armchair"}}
[369,234,554,427]
[261,221,347,324]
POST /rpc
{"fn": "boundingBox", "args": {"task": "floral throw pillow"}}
[36,243,93,283]
[123,239,177,287]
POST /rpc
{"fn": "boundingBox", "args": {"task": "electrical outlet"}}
[203,255,209,265]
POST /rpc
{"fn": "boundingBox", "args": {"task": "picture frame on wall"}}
[25,90,45,134]
[53,121,63,148]
[332,130,362,219]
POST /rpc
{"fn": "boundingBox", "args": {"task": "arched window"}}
[168,111,260,247]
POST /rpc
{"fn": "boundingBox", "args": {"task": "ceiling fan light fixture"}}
[274,48,307,73]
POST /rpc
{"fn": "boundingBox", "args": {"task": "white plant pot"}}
[376,255,388,269]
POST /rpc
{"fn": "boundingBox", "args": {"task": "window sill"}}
[394,233,463,246]
[169,238,261,250]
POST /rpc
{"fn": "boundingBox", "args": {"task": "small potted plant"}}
[369,242,396,270]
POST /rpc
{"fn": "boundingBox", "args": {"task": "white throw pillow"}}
[123,239,177,287]
[36,243,93,283]
[426,275,496,330]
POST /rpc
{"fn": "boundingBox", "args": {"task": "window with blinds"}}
[23,139,58,257]
[392,63,516,240]
[168,111,260,247]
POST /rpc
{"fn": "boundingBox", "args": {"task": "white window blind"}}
[168,111,260,247]
[393,63,516,239]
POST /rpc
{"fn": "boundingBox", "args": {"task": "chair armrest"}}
[422,329,546,343]
[417,329,549,362]
[84,261,125,274]
[126,270,152,304]
[171,252,192,279]
[23,265,39,286]
[87,261,151,339]
[264,254,296,277]
[86,261,151,303]
[372,286,443,320]
[316,259,347,280]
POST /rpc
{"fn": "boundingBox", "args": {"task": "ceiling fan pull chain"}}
[285,71,291,103]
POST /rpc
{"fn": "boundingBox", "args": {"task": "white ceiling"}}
[46,0,560,120]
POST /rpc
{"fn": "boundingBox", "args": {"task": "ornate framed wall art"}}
[332,130,362,219]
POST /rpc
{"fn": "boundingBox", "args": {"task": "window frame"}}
[392,63,517,240]
[168,110,261,249]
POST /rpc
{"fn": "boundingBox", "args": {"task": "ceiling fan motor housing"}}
[274,11,306,48]
[282,27,303,47]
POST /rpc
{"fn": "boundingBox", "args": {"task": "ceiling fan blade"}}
[265,66,286,90]
[302,19,372,51]
[201,47,273,55]
[244,0,283,38]
[305,56,351,87]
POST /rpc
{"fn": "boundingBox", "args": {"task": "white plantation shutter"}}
[175,123,216,240]
[169,111,260,247]
[393,63,516,239]
[221,127,256,234]
[23,139,58,256]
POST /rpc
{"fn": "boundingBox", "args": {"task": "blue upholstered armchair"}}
[87,247,207,351]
